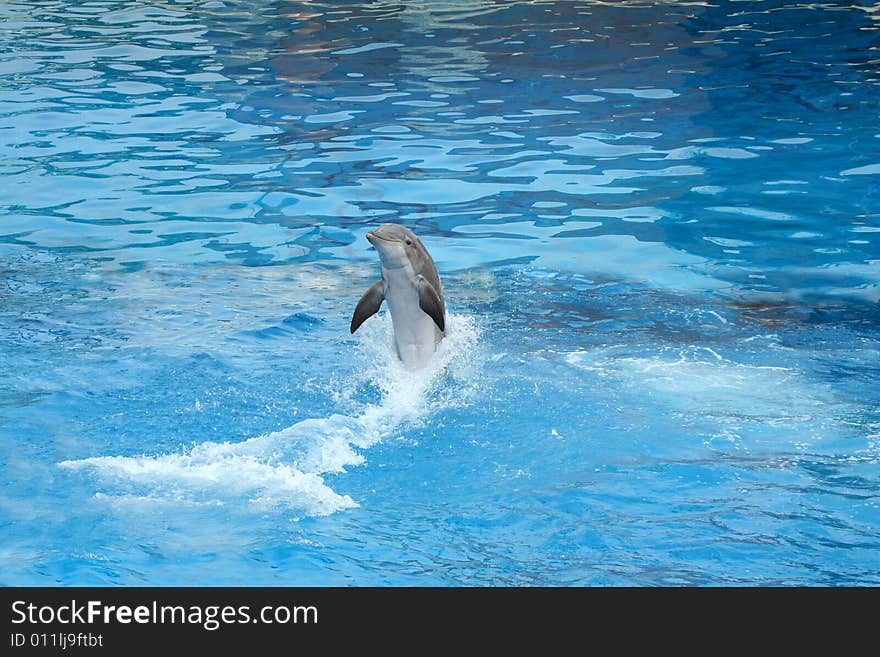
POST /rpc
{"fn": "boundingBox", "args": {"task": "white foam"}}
[60,313,482,517]
[564,346,837,427]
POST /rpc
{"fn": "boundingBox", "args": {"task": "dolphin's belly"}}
[385,283,441,370]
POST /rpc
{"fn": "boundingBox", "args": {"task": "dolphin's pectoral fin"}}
[351,280,385,334]
[416,275,445,332]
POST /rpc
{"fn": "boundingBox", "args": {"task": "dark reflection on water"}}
[1,0,877,302]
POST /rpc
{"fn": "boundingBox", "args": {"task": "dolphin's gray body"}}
[350,224,445,370]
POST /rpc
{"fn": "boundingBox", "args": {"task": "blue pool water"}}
[1,0,879,586]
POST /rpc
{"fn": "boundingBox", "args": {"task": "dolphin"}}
[350,224,445,370]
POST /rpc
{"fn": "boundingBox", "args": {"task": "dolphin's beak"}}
[367,231,392,246]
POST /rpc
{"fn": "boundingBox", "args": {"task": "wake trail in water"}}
[59,314,481,517]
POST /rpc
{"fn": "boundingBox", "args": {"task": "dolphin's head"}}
[366,224,422,270]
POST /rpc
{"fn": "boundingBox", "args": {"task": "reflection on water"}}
[1,0,877,301]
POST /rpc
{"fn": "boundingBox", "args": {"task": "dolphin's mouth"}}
[366,231,395,244]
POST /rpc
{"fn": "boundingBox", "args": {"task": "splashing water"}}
[59,314,482,517]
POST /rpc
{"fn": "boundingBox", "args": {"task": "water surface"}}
[1,0,879,585]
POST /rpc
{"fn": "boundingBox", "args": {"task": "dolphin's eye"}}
[405,239,412,245]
